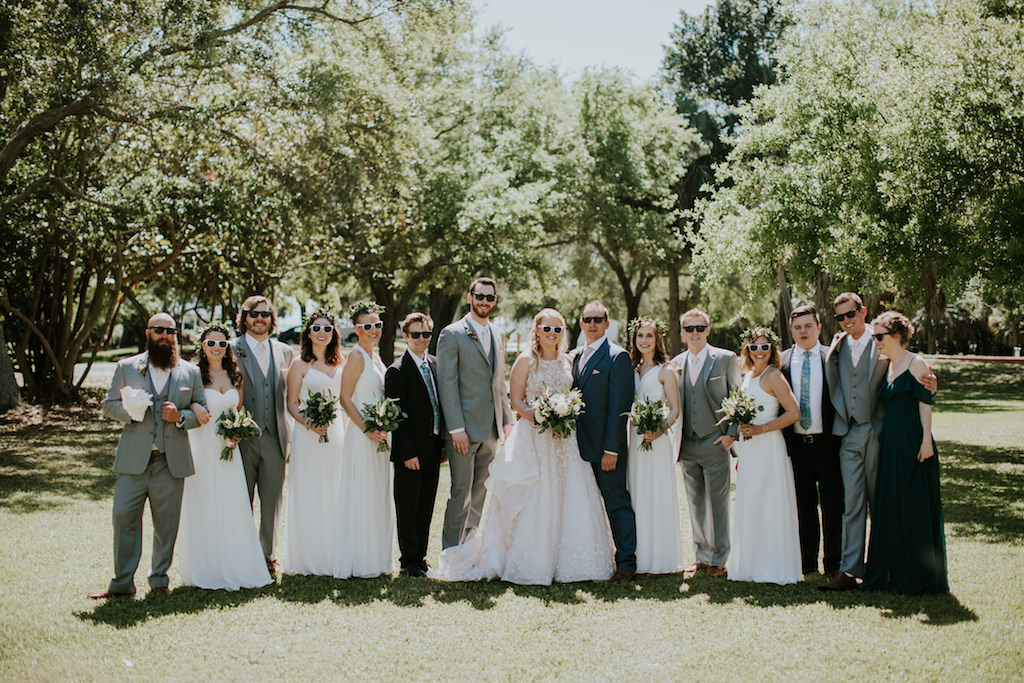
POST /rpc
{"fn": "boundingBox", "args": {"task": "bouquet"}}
[216,406,262,461]
[715,388,759,441]
[531,386,585,439]
[626,398,669,451]
[360,396,406,452]
[302,390,338,443]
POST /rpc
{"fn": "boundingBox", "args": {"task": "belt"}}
[796,433,825,444]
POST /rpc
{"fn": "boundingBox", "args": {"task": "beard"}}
[471,300,493,320]
[147,337,179,369]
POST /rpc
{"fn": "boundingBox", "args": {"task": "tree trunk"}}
[428,288,461,355]
[813,268,837,340]
[667,260,682,356]
[0,322,20,411]
[777,264,793,348]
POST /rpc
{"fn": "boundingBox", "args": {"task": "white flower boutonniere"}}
[137,361,148,376]
[466,329,478,342]
[236,346,247,358]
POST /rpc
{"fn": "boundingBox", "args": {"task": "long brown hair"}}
[300,312,341,365]
[197,324,242,389]
[629,319,668,369]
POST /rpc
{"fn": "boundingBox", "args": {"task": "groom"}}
[232,295,293,574]
[572,300,637,581]
[90,312,206,598]
[436,277,514,548]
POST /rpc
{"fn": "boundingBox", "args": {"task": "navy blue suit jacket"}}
[572,338,634,463]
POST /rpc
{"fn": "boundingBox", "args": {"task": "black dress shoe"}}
[400,566,427,578]
[88,589,133,600]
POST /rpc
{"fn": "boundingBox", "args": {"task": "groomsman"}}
[232,295,293,574]
[671,309,742,578]
[90,312,206,598]
[436,277,515,548]
[779,305,843,576]
[385,312,445,577]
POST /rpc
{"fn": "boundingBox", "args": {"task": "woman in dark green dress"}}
[863,311,948,594]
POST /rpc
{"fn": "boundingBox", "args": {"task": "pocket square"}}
[591,369,601,375]
[709,374,722,380]
[179,387,190,392]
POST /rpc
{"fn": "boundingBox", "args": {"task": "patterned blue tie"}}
[421,361,440,433]
[799,349,813,430]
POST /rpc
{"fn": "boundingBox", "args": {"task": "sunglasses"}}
[539,325,564,334]
[247,310,273,319]
[581,316,606,324]
[683,325,708,333]
[834,309,859,322]
[406,331,431,340]
[471,292,497,302]
[871,330,897,342]
[148,326,177,336]
[310,324,333,334]
[747,343,773,352]
[203,339,229,348]
[357,321,384,331]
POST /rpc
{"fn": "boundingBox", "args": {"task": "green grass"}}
[1,362,1022,680]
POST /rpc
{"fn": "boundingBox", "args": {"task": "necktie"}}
[799,350,812,430]
[689,354,700,384]
[257,341,270,376]
[421,361,440,433]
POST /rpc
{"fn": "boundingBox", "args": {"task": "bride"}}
[430,308,614,584]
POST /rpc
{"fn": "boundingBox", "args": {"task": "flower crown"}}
[303,307,336,329]
[198,320,234,342]
[628,317,669,341]
[349,299,384,324]
[742,326,782,348]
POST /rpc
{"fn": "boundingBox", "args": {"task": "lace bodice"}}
[525,357,573,403]
[741,371,778,426]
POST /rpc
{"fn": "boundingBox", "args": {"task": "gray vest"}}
[683,371,718,440]
[146,371,170,454]
[838,343,873,426]
[251,349,278,437]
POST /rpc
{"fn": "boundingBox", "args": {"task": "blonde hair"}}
[528,308,570,371]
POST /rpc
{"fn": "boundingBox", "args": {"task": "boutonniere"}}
[137,361,148,376]
[236,346,247,358]
[467,329,478,341]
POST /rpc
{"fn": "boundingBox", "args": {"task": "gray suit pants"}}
[680,434,732,567]
[442,426,498,549]
[109,453,184,593]
[241,432,286,562]
[837,421,879,576]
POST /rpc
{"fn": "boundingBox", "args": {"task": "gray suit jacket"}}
[671,345,743,439]
[101,352,205,478]
[435,315,514,443]
[232,336,293,455]
[825,332,888,436]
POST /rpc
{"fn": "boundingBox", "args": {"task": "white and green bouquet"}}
[531,386,585,439]
[216,406,262,461]
[360,396,406,452]
[626,398,669,451]
[716,388,759,441]
[302,390,338,444]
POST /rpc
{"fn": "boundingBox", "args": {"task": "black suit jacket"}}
[385,350,445,464]
[780,345,836,443]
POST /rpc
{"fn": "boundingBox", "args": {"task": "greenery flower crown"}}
[742,326,782,348]
[348,299,384,324]
[627,317,669,341]
[303,307,336,329]
[198,320,234,341]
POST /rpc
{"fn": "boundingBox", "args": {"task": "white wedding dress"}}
[430,357,614,584]
[333,345,395,579]
[729,371,802,584]
[627,365,684,574]
[283,365,344,576]
[178,388,272,590]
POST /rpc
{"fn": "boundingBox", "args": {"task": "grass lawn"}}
[1,360,1022,680]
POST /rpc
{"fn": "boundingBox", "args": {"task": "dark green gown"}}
[863,370,948,594]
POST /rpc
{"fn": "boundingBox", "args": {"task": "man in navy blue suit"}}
[572,301,637,582]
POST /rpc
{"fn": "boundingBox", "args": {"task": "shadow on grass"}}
[74,583,279,628]
[939,441,1024,544]
[929,361,1024,406]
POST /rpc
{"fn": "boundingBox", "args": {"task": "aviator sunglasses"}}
[203,339,229,348]
[747,343,773,352]
[356,321,384,331]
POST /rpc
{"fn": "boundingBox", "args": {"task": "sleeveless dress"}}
[863,370,947,594]
[283,365,344,575]
[627,365,684,574]
[333,345,395,579]
[178,388,272,590]
[729,372,802,584]
[430,357,614,584]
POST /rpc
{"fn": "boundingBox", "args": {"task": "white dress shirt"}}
[467,317,491,359]
[245,333,271,376]
[791,344,824,435]
[687,345,709,385]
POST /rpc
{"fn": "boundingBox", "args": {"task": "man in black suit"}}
[385,312,445,577]
[780,305,844,576]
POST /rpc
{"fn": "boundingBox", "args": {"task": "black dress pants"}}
[788,434,844,574]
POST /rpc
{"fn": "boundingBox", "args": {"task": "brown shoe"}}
[610,569,637,583]
[88,589,132,600]
[707,565,727,578]
[819,572,859,591]
[150,586,171,596]
[267,559,281,574]
[684,562,709,574]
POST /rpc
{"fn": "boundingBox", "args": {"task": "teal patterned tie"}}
[799,349,812,430]
[421,361,440,433]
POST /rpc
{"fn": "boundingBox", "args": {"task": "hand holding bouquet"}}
[302,390,338,443]
[716,388,759,441]
[360,396,406,452]
[216,406,262,461]
[531,386,585,439]
[626,398,669,451]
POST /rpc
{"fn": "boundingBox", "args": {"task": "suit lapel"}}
[237,336,260,385]
[578,339,608,389]
[462,317,490,366]
[270,339,285,388]
[140,353,156,396]
[699,347,716,401]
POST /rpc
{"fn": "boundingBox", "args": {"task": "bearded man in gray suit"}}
[90,312,206,598]
[232,295,293,574]
[436,277,515,548]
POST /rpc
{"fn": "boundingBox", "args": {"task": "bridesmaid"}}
[178,323,272,590]
[283,310,345,576]
[626,319,684,575]
[863,311,947,594]
[333,300,395,579]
